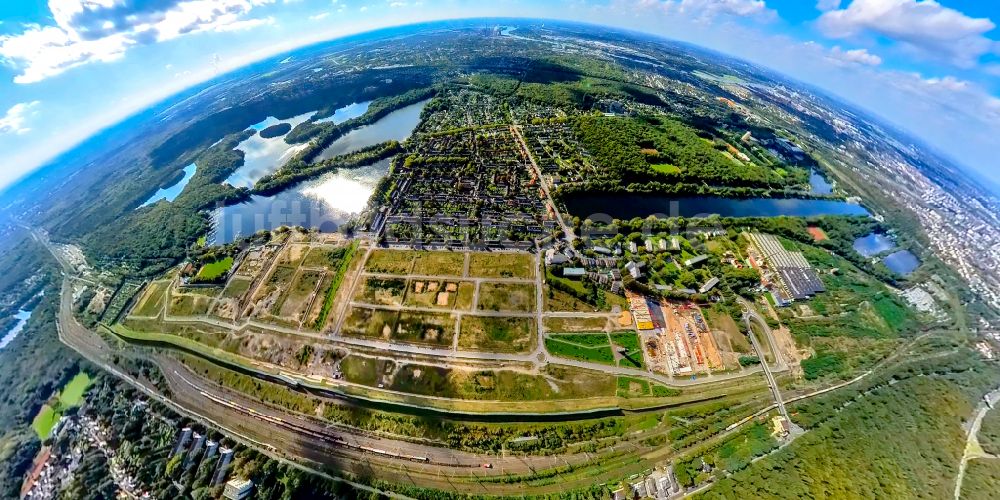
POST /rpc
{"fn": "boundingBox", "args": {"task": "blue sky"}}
[1,0,999,190]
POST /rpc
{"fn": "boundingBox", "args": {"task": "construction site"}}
[626,291,728,377]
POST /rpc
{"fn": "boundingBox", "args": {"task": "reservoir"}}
[315,101,372,124]
[313,100,428,161]
[212,159,390,244]
[140,163,196,207]
[853,233,895,257]
[224,111,315,188]
[563,194,869,220]
[883,250,920,276]
[1,308,33,349]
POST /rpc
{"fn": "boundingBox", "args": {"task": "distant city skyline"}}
[1,1,999,192]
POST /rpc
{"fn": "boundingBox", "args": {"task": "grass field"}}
[355,277,407,305]
[477,282,535,312]
[364,249,416,274]
[221,276,253,299]
[394,311,456,346]
[617,376,650,397]
[196,257,234,281]
[611,332,644,369]
[32,371,91,439]
[302,246,348,268]
[458,315,536,353]
[544,316,608,332]
[168,291,214,316]
[468,252,534,279]
[342,307,398,339]
[276,269,324,318]
[411,251,465,276]
[545,335,615,365]
[132,281,169,316]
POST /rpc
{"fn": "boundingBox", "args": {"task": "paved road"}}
[739,298,790,421]
[510,124,576,243]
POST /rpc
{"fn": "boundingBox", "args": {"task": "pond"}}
[853,233,895,257]
[883,250,920,276]
[140,163,197,207]
[315,101,372,124]
[224,111,316,188]
[312,100,428,162]
[212,159,390,244]
[563,193,869,220]
[0,308,33,349]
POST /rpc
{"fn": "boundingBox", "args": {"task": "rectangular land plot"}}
[278,243,311,267]
[544,316,609,332]
[404,279,468,309]
[468,252,534,279]
[222,276,253,299]
[545,333,615,365]
[454,282,475,311]
[354,277,407,306]
[276,269,325,320]
[132,281,169,317]
[301,245,349,268]
[364,249,415,274]
[168,290,215,316]
[410,251,465,276]
[478,282,536,312]
[341,307,399,340]
[458,315,536,353]
[394,311,457,347]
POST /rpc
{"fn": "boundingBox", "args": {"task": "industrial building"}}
[746,232,825,302]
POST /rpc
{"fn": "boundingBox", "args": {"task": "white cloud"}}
[817,0,998,68]
[816,0,840,11]
[0,101,40,135]
[828,45,881,66]
[309,12,330,21]
[617,0,772,21]
[0,0,277,84]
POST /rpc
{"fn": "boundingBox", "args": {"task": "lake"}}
[315,101,372,124]
[0,308,33,349]
[212,159,390,244]
[312,100,428,162]
[853,233,895,257]
[563,193,869,221]
[809,169,833,195]
[140,163,196,207]
[224,111,316,188]
[883,250,920,276]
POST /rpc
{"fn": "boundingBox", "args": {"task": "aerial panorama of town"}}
[2,19,1000,500]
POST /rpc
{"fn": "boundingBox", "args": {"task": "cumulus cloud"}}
[0,0,276,84]
[816,0,998,68]
[0,101,41,135]
[621,0,772,21]
[828,45,881,66]
[309,12,330,21]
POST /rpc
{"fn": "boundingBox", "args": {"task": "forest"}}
[696,349,1000,499]
[0,238,83,498]
[572,115,808,193]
